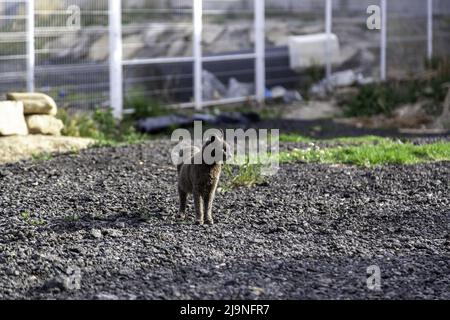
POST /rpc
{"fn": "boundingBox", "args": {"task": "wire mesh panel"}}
[201,0,256,103]
[122,0,194,106]
[332,0,381,80]
[203,0,254,56]
[34,0,109,111]
[386,0,428,79]
[434,0,450,59]
[0,0,27,95]
[1,0,450,114]
[264,0,326,92]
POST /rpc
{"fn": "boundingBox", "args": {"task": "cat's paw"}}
[195,219,204,225]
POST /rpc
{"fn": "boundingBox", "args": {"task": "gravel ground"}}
[0,139,449,299]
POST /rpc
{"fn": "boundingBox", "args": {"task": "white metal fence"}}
[119,0,264,117]
[0,0,449,118]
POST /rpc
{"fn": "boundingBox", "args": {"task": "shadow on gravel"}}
[46,212,165,235]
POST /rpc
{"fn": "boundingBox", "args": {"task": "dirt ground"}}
[0,135,94,164]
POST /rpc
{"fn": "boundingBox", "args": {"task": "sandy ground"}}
[0,135,94,164]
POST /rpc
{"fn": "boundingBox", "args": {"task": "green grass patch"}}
[31,152,53,162]
[20,211,47,226]
[222,140,449,190]
[222,161,267,190]
[64,214,80,222]
[57,107,150,146]
[279,141,450,167]
[57,88,176,147]
[124,88,171,119]
[279,133,390,145]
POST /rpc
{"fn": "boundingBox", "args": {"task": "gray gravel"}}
[0,139,449,299]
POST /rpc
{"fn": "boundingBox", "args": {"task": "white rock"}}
[282,100,342,120]
[89,34,109,61]
[328,70,358,88]
[105,228,123,238]
[123,34,145,60]
[167,39,186,57]
[6,92,58,115]
[225,78,254,99]
[202,70,227,101]
[266,22,290,46]
[288,33,340,70]
[90,228,103,239]
[0,101,28,136]
[25,115,64,136]
[270,86,287,99]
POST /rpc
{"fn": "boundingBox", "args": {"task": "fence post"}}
[380,0,387,81]
[427,0,433,61]
[193,0,203,110]
[254,0,265,105]
[109,0,123,119]
[26,0,35,92]
[325,0,332,85]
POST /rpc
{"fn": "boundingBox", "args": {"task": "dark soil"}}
[0,139,449,299]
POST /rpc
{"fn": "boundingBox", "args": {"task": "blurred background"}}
[0,0,448,109]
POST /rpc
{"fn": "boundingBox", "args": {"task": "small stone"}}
[0,101,28,136]
[5,268,17,276]
[252,238,265,244]
[249,286,265,296]
[95,293,119,300]
[106,229,123,238]
[43,269,81,291]
[90,228,102,239]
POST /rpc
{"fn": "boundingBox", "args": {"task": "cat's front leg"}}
[193,192,204,225]
[204,190,216,225]
[177,188,187,220]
